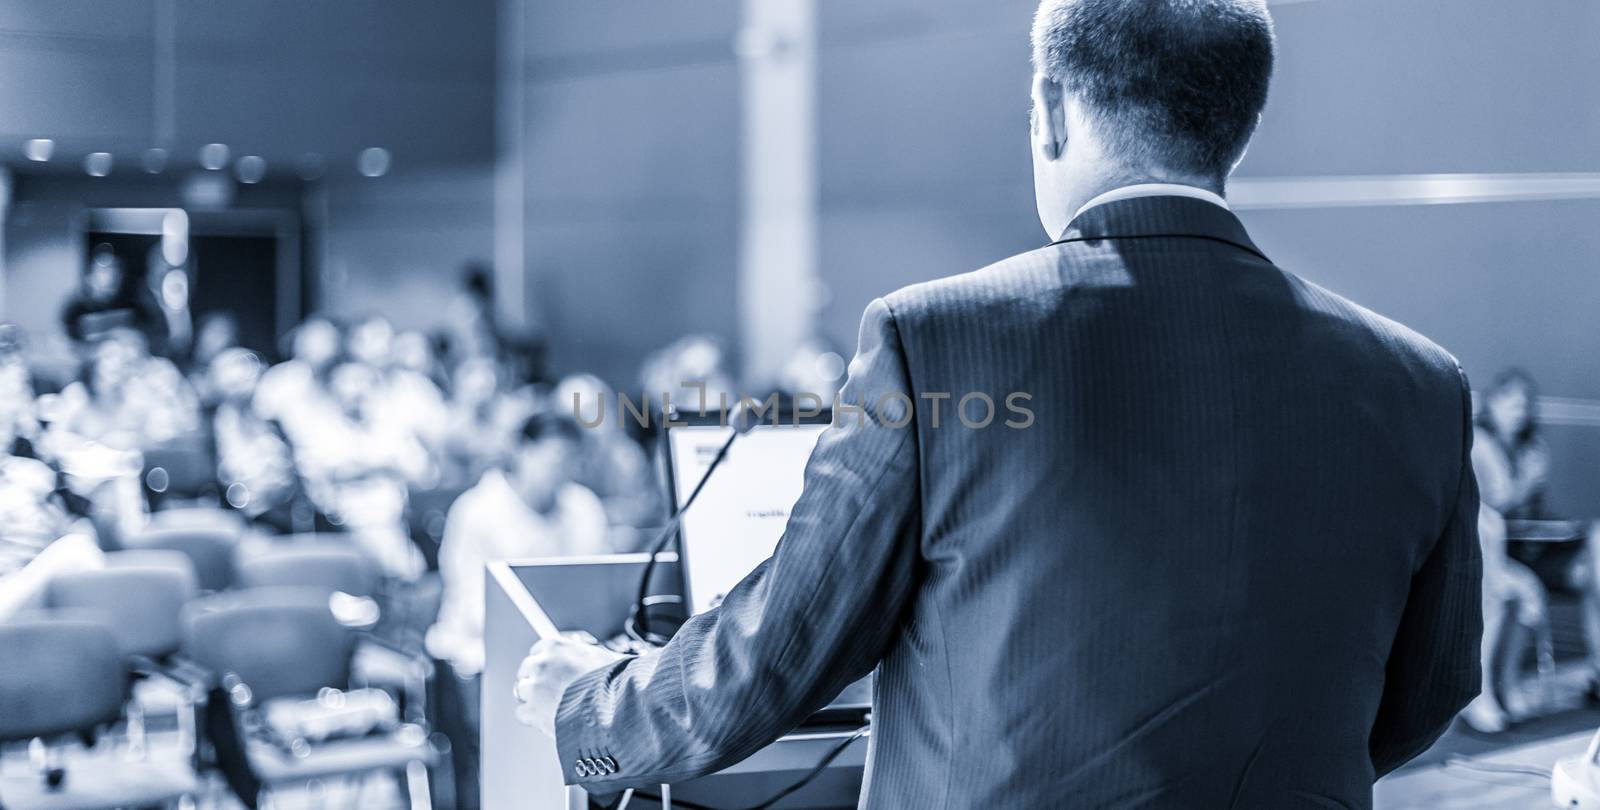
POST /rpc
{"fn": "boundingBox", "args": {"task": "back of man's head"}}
[1032,0,1275,183]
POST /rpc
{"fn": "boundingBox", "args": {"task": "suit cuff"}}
[554,661,622,786]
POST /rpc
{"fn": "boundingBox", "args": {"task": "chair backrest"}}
[124,526,239,592]
[47,553,199,660]
[0,619,126,742]
[142,438,218,502]
[184,588,355,703]
[234,542,377,598]
[147,507,246,535]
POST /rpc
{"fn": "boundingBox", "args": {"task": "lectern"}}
[481,553,867,809]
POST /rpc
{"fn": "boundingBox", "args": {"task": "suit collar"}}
[1051,195,1268,262]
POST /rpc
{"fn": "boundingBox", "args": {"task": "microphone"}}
[627,401,760,646]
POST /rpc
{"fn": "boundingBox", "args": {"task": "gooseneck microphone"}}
[626,403,762,646]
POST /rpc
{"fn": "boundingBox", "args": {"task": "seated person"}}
[0,324,41,457]
[282,361,427,578]
[552,373,662,532]
[1,409,102,622]
[372,327,450,459]
[427,412,610,677]
[39,329,198,543]
[1465,368,1600,731]
[437,356,517,488]
[59,245,167,351]
[425,411,608,810]
[187,311,240,407]
[47,328,200,452]
[210,348,305,532]
[255,315,342,428]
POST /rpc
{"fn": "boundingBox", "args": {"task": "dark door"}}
[188,235,279,358]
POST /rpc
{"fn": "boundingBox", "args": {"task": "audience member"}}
[640,334,737,418]
[0,340,103,620]
[1466,368,1600,732]
[375,327,451,469]
[439,355,521,487]
[0,325,41,457]
[446,261,500,366]
[422,410,608,810]
[46,329,199,451]
[428,412,609,676]
[281,360,425,577]
[210,348,305,532]
[553,373,662,531]
[59,244,167,351]
[188,311,240,404]
[255,314,342,429]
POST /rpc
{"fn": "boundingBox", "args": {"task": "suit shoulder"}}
[1282,272,1464,385]
[881,245,1067,324]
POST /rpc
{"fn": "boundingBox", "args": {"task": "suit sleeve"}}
[1368,365,1484,778]
[554,298,922,789]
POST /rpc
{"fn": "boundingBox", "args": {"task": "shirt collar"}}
[1072,183,1229,222]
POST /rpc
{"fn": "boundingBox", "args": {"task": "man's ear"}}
[1229,113,1262,175]
[1031,73,1066,161]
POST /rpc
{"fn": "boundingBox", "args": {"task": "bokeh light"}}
[357,147,392,177]
[23,139,54,162]
[83,152,113,177]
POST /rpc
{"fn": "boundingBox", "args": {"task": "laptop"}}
[663,408,872,724]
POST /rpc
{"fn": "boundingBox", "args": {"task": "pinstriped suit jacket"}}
[555,196,1482,808]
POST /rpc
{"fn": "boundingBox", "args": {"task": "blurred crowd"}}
[0,247,853,807]
[1,251,708,612]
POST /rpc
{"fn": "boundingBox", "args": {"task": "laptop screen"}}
[665,419,828,616]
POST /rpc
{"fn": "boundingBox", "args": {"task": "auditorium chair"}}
[45,551,209,759]
[183,587,436,809]
[0,618,202,810]
[122,522,241,593]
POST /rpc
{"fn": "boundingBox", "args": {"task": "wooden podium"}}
[481,554,867,809]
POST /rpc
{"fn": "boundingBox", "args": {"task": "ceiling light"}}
[84,152,113,177]
[357,147,391,178]
[24,139,54,162]
[236,155,266,184]
[143,148,168,174]
[199,143,230,170]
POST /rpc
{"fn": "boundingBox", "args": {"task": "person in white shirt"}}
[428,411,610,677]
[1,396,102,622]
[254,315,342,429]
[427,410,609,810]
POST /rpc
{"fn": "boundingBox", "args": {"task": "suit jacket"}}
[555,196,1482,808]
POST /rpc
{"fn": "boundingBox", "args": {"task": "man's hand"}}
[513,637,626,738]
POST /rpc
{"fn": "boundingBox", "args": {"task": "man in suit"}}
[515,0,1483,806]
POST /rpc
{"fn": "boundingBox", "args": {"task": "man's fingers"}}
[517,639,562,680]
[517,651,543,681]
[514,702,537,728]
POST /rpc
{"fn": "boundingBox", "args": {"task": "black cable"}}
[742,726,869,810]
[630,726,868,810]
[628,425,742,646]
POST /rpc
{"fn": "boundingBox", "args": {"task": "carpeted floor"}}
[1405,705,1600,771]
